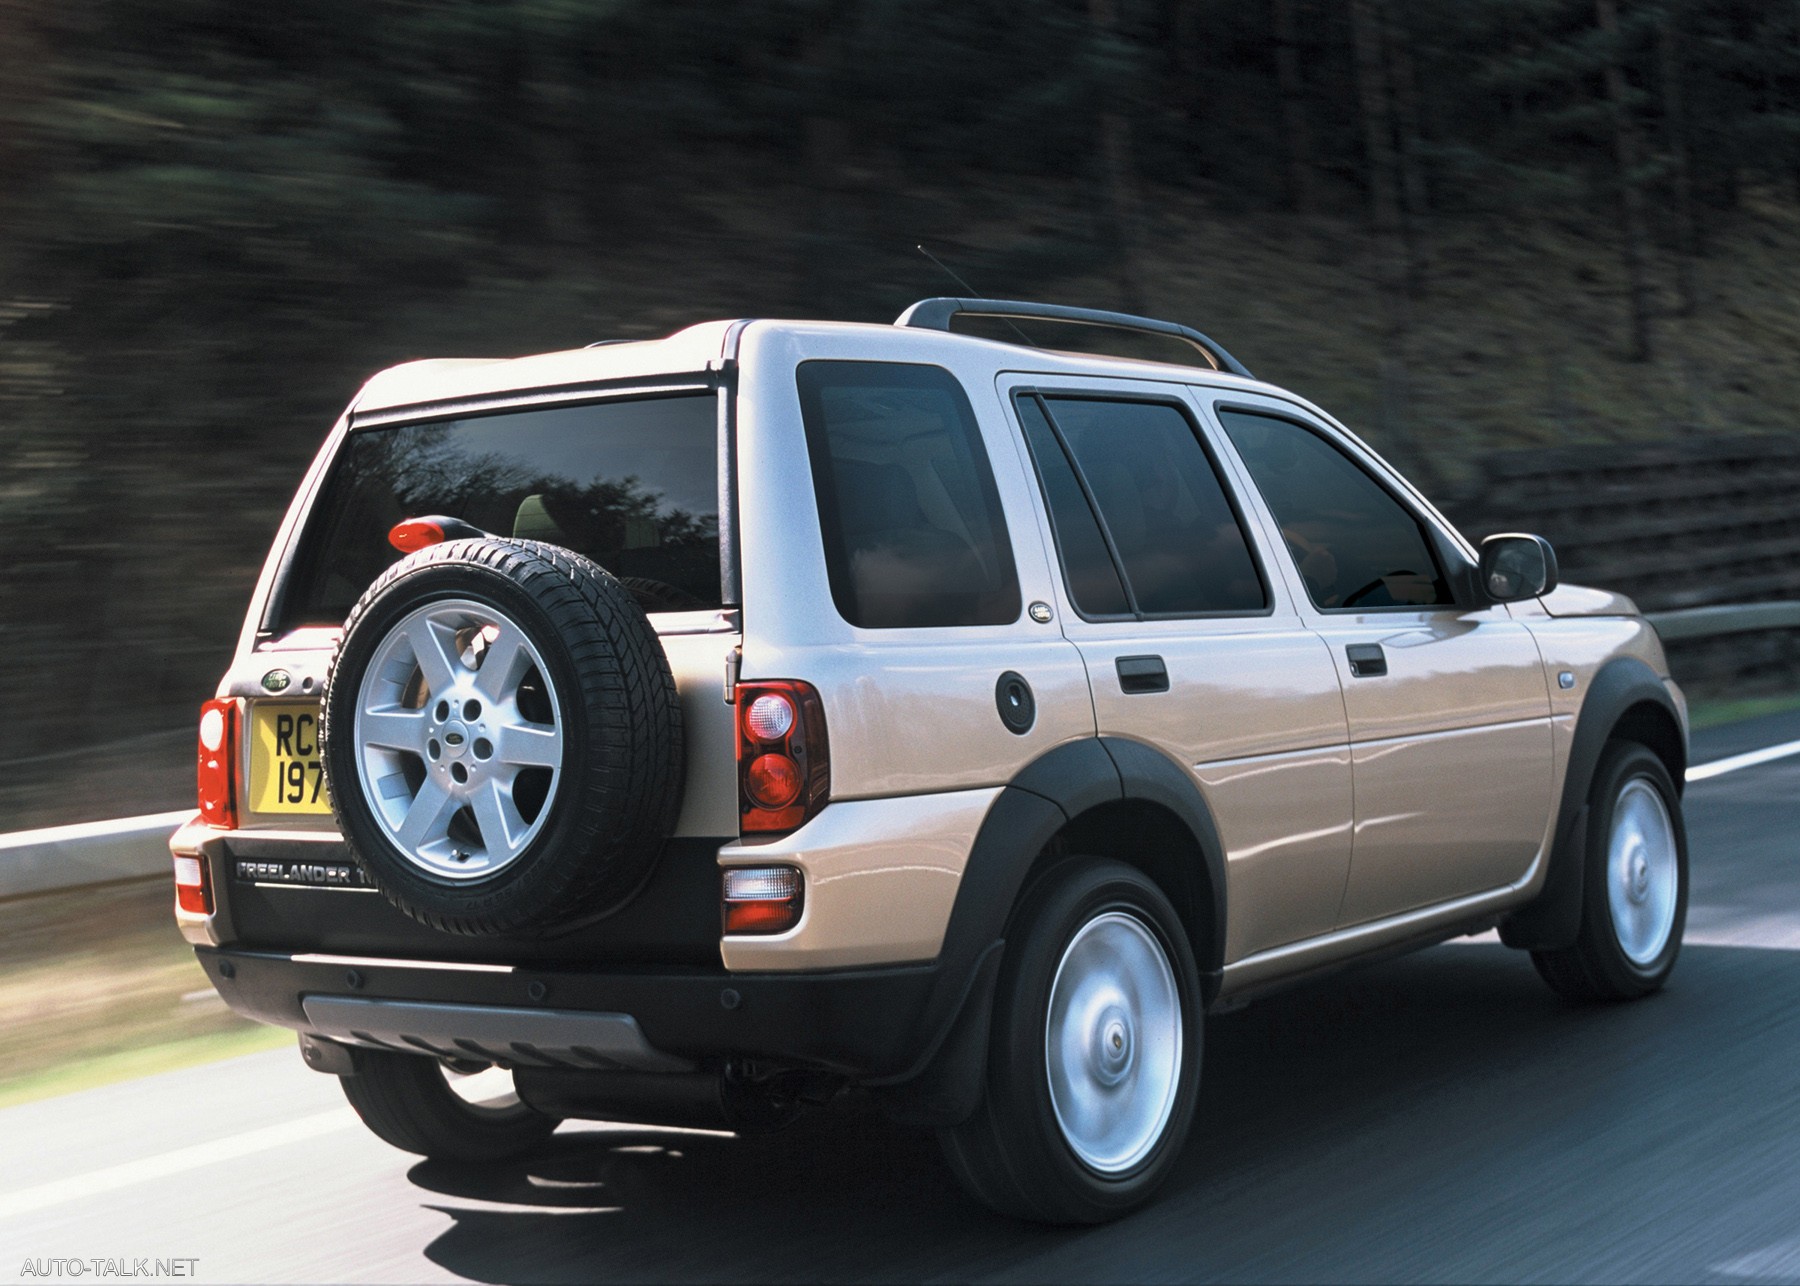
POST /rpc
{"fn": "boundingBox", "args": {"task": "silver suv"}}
[174,298,1689,1223]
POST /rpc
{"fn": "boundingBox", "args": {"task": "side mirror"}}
[1478,533,1558,603]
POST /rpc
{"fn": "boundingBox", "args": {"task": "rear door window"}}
[1219,409,1453,610]
[1015,396,1132,617]
[797,361,1021,629]
[282,394,721,627]
[1020,395,1266,617]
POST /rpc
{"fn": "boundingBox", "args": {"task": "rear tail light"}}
[735,681,828,834]
[173,854,212,916]
[197,698,238,829]
[722,865,803,934]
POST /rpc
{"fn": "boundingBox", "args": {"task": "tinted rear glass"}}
[797,361,1020,629]
[282,394,720,628]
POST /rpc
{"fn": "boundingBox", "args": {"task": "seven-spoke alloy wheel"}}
[354,598,563,881]
[320,537,684,936]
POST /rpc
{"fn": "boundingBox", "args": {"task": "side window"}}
[1015,397,1131,616]
[1219,409,1453,610]
[797,361,1021,629]
[1018,394,1266,617]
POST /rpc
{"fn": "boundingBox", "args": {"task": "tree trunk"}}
[512,3,586,256]
[1090,0,1146,314]
[1657,11,1698,317]
[0,1,50,235]
[1595,0,1656,362]
[1271,0,1317,214]
[1383,0,1430,223]
[1349,0,1431,483]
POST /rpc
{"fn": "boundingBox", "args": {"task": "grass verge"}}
[0,880,288,1108]
[1687,691,1800,731]
[0,1026,289,1110]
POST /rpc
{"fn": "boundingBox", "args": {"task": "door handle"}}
[1346,643,1387,678]
[1116,655,1170,694]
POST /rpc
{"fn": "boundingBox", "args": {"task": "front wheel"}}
[340,1048,561,1163]
[938,859,1202,1224]
[1532,741,1688,1001]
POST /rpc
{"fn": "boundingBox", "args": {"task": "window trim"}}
[1013,386,1276,623]
[1210,399,1476,615]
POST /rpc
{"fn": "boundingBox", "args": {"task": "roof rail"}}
[894,297,1253,379]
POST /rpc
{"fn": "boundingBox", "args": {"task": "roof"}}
[352,320,742,416]
[348,312,1266,420]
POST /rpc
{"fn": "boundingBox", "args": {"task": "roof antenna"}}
[915,244,1036,347]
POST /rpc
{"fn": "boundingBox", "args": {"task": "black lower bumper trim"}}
[196,947,940,1079]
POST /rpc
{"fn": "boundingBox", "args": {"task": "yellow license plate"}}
[248,702,332,815]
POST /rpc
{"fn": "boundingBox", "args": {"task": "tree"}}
[1596,0,1657,361]
[1271,0,1319,213]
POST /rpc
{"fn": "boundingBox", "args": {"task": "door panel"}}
[1000,375,1355,964]
[1340,712,1553,923]
[1320,612,1554,919]
[1205,397,1556,925]
[1081,622,1354,961]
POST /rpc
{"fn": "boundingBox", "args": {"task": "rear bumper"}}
[196,945,944,1080]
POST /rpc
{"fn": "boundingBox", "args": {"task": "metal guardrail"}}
[0,599,1795,901]
[0,810,194,902]
[1644,601,1800,641]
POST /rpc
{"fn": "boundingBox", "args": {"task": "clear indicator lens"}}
[173,856,204,888]
[199,707,226,753]
[723,866,802,902]
[745,694,796,741]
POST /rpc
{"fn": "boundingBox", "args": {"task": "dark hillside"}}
[3,0,1799,823]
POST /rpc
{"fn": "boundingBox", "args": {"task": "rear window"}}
[797,361,1021,630]
[280,394,721,628]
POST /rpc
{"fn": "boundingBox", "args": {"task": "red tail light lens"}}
[735,680,828,834]
[197,698,238,829]
[174,854,212,916]
[746,754,801,809]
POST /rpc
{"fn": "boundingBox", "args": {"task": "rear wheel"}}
[938,859,1202,1224]
[340,1048,560,1163]
[1532,740,1687,1001]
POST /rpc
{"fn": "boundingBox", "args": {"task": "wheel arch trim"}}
[1500,654,1686,951]
[926,737,1228,1019]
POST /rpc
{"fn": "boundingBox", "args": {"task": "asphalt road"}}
[4,710,1799,1284]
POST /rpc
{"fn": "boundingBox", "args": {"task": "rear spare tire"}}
[320,537,683,936]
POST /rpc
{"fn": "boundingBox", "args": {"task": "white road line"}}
[0,1110,354,1222]
[1688,738,1800,783]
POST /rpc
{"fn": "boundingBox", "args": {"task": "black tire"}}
[340,1049,560,1163]
[320,537,683,936]
[938,859,1203,1224]
[1532,741,1687,1002]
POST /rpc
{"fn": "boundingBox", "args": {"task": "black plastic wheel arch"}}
[921,737,1227,1034]
[1500,655,1686,952]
